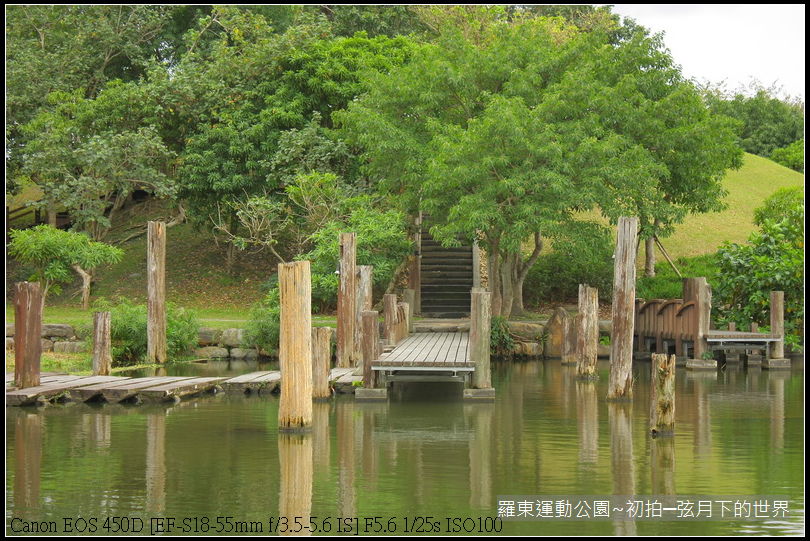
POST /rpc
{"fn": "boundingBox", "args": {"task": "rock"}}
[53,341,88,354]
[219,328,243,348]
[506,321,546,341]
[6,323,14,337]
[545,307,572,358]
[41,339,54,352]
[513,341,543,357]
[229,348,257,360]
[197,327,221,347]
[6,337,13,351]
[195,346,230,359]
[42,324,75,339]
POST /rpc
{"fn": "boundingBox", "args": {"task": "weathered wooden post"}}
[683,277,711,362]
[92,311,113,376]
[577,284,599,379]
[561,309,577,365]
[278,261,313,432]
[361,311,378,387]
[409,213,422,315]
[650,353,676,437]
[147,221,167,364]
[608,217,638,400]
[403,289,415,334]
[337,233,357,368]
[311,326,332,401]
[770,291,786,359]
[465,288,494,401]
[383,294,398,346]
[14,282,42,389]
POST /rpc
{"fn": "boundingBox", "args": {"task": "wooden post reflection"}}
[576,380,599,465]
[467,403,493,508]
[336,400,356,519]
[145,410,166,514]
[14,411,42,518]
[278,433,313,536]
[608,402,636,536]
[651,437,676,496]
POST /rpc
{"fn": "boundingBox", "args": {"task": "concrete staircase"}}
[419,227,474,318]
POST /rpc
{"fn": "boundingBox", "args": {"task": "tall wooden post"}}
[337,233,357,368]
[278,261,313,432]
[577,284,599,378]
[683,277,711,360]
[770,291,785,359]
[311,327,332,401]
[470,288,492,390]
[361,311,380,389]
[14,282,42,389]
[409,213,422,315]
[608,217,638,400]
[93,311,113,376]
[403,289,415,334]
[383,294,398,346]
[650,353,676,436]
[356,265,373,361]
[147,221,167,364]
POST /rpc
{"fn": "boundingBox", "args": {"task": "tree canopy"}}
[336,14,743,316]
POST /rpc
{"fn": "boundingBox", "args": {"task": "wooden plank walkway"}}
[372,332,472,370]
[5,367,364,406]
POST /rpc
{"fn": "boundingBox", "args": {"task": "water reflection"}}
[5,358,804,536]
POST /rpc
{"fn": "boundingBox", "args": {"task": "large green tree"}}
[338,13,742,316]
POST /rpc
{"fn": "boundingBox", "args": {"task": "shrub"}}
[243,282,281,355]
[524,221,614,305]
[636,254,719,301]
[96,299,199,366]
[713,190,804,349]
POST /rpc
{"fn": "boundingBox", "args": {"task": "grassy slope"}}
[5,153,805,326]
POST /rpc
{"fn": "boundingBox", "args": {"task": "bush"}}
[524,221,614,305]
[243,282,281,355]
[636,254,720,301]
[95,299,199,366]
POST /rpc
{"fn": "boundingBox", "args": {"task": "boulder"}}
[53,341,88,354]
[197,327,221,347]
[42,324,75,339]
[195,346,230,359]
[506,321,546,341]
[219,328,243,348]
[6,323,14,337]
[230,348,258,360]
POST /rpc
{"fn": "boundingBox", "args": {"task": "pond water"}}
[6,358,804,536]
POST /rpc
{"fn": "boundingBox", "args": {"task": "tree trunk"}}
[644,236,656,278]
[73,264,93,311]
[487,234,502,317]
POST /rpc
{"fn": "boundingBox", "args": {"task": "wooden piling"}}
[683,277,711,359]
[14,282,42,389]
[92,311,112,376]
[147,221,167,364]
[403,289,415,334]
[650,353,676,437]
[311,327,332,401]
[337,233,357,368]
[577,284,599,378]
[608,217,638,400]
[278,261,313,432]
[770,291,785,359]
[470,288,492,389]
[361,311,379,389]
[383,294,397,346]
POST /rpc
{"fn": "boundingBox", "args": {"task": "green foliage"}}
[100,299,200,366]
[703,83,804,158]
[769,139,804,173]
[7,225,123,303]
[524,221,614,304]
[302,200,413,311]
[636,254,720,301]
[713,191,804,345]
[244,283,281,355]
[490,316,516,359]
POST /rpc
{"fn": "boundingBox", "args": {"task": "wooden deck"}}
[372,332,471,370]
[5,367,365,407]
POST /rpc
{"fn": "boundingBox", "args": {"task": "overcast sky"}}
[608,4,805,100]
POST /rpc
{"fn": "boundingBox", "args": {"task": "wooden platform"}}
[5,367,368,406]
[372,332,471,370]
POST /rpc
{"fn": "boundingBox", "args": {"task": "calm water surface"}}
[6,358,804,536]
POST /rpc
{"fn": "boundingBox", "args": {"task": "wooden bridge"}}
[634,277,788,368]
[372,331,473,384]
